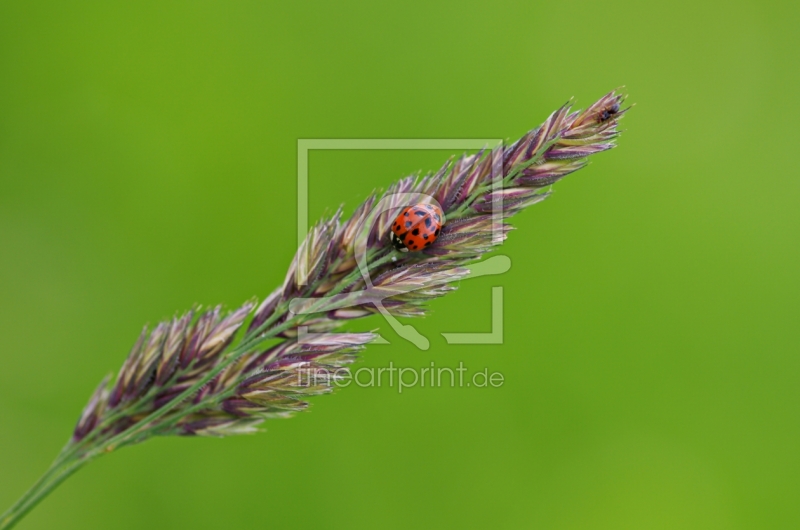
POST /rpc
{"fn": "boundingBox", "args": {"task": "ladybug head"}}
[391,232,409,252]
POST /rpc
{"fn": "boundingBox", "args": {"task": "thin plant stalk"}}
[0,90,629,529]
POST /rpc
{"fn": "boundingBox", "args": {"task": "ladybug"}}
[390,203,444,252]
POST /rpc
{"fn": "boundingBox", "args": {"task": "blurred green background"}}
[1,1,798,528]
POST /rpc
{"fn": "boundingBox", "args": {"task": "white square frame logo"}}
[297,139,507,349]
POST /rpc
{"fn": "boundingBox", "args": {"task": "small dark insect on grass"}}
[598,101,621,123]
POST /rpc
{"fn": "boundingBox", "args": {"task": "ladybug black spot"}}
[404,211,410,217]
[434,214,440,221]
[412,228,419,236]
[423,233,429,240]
[412,245,418,250]
[405,221,412,228]
[426,205,433,210]
[424,241,431,247]
[424,217,431,228]
[434,228,440,236]
[414,210,426,216]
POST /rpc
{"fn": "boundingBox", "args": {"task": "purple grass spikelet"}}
[71,90,628,447]
[1,89,630,530]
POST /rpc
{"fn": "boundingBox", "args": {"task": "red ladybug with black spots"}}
[390,203,444,252]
